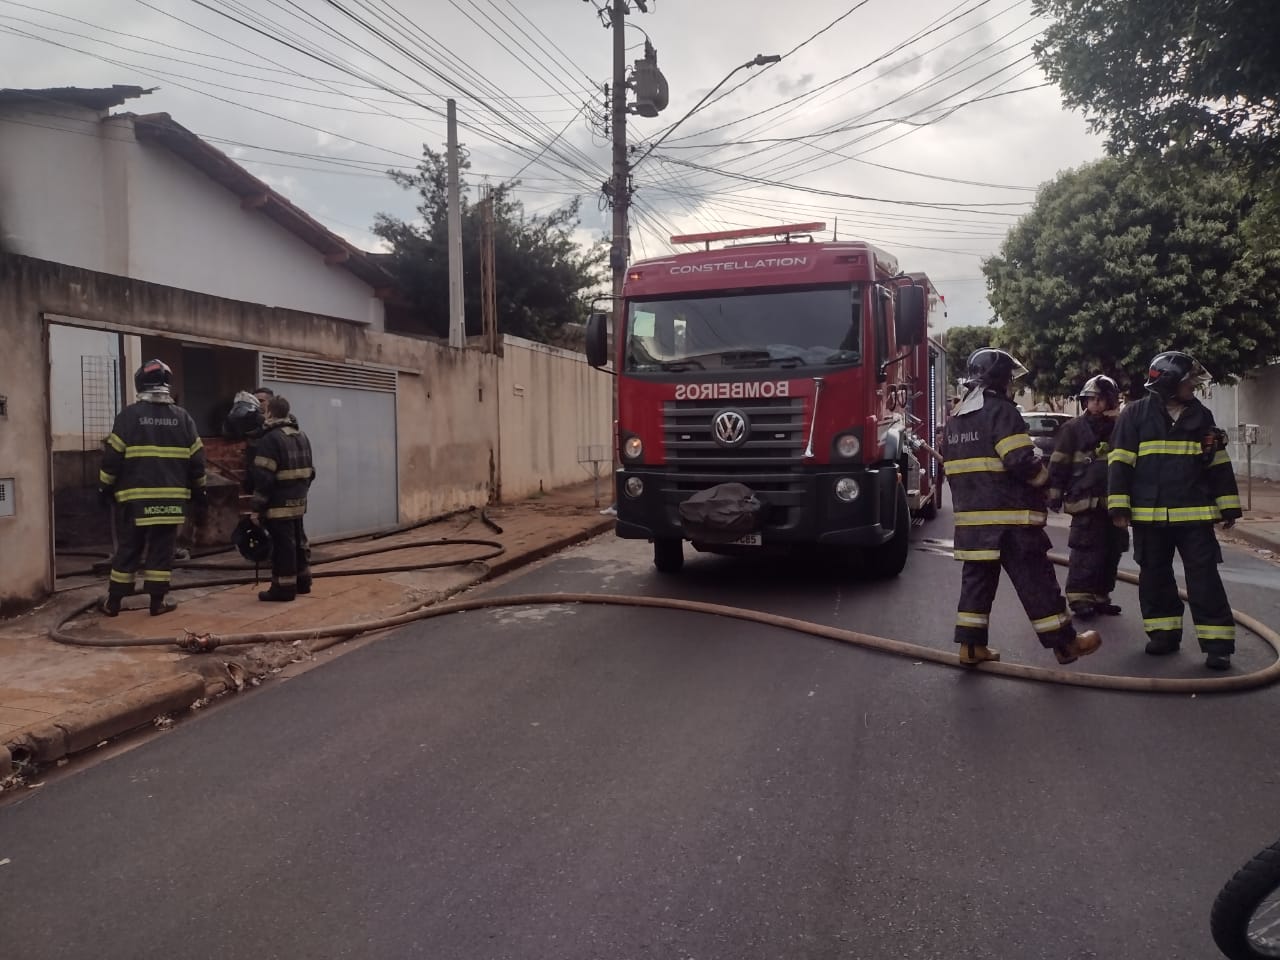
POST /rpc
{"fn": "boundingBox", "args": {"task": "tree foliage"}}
[1032,0,1280,172]
[374,147,607,343]
[983,156,1280,398]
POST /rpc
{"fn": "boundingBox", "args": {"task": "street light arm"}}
[630,53,780,170]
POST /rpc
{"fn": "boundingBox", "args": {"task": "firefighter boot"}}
[296,576,312,595]
[1206,653,1232,671]
[258,586,296,602]
[957,642,1001,666]
[1068,600,1098,620]
[149,595,177,617]
[99,594,121,618]
[1054,629,1102,665]
[1144,635,1180,656]
[1095,599,1123,616]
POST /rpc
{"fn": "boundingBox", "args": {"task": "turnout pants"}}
[955,527,1075,650]
[265,517,312,596]
[1133,522,1234,655]
[108,508,180,600]
[1064,510,1128,610]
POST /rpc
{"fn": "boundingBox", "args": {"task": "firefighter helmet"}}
[1078,374,1120,410]
[1143,351,1211,400]
[223,390,265,440]
[966,348,1028,392]
[232,516,273,564]
[134,359,173,393]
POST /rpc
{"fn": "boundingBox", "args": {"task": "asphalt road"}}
[2,512,1278,960]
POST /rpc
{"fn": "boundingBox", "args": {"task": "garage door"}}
[261,354,398,539]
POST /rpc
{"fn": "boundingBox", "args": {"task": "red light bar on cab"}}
[669,222,827,246]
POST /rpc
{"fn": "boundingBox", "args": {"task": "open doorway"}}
[48,322,259,572]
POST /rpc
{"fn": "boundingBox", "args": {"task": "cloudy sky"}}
[1,0,1106,328]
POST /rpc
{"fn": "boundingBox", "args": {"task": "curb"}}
[3,673,206,765]
[1,517,616,772]
[1224,524,1280,556]
[481,518,615,581]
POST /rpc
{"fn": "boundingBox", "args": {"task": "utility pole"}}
[480,185,497,354]
[446,98,466,349]
[609,0,629,351]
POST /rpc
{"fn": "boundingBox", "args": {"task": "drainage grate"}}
[0,478,14,518]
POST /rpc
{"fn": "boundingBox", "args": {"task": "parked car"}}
[1024,412,1073,459]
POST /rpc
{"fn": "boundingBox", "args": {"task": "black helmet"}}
[1144,351,1210,400]
[1078,374,1120,410]
[134,358,173,393]
[966,348,1028,392]
[232,516,273,563]
[223,390,265,440]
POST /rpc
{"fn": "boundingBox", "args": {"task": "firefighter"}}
[98,359,207,616]
[1107,351,1242,670]
[249,394,316,602]
[944,348,1102,666]
[1048,374,1129,619]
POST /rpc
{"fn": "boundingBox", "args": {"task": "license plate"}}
[733,533,762,546]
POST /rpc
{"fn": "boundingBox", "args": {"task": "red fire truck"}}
[584,222,947,576]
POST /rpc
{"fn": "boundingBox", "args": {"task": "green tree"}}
[983,156,1280,398]
[374,147,607,343]
[1033,0,1280,170]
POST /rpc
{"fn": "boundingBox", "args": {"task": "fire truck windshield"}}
[624,284,862,373]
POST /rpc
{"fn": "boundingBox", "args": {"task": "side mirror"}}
[895,284,927,346]
[585,311,610,368]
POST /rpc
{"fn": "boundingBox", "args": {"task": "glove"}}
[191,488,210,525]
[1047,498,1063,513]
[97,486,115,508]
[1222,518,1236,530]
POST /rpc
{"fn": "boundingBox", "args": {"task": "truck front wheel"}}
[653,538,684,574]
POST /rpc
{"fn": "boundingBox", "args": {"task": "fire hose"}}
[48,545,1280,695]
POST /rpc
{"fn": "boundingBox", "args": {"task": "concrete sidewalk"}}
[0,481,616,782]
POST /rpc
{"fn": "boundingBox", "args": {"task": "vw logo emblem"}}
[712,408,750,447]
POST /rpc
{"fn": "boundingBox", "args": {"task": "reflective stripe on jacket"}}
[250,417,316,519]
[99,399,206,526]
[1106,395,1241,524]
[943,391,1049,558]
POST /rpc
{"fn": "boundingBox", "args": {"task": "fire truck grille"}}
[660,397,807,513]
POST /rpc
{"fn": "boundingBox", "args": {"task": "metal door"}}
[261,355,398,539]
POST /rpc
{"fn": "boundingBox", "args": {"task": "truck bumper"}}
[614,466,898,547]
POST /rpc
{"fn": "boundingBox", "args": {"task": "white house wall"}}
[0,104,109,271]
[127,142,383,327]
[0,101,383,329]
[498,336,613,500]
[1203,365,1280,481]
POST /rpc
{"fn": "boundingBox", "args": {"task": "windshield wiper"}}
[656,358,705,371]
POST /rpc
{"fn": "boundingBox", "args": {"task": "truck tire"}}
[653,538,684,574]
[866,488,910,578]
[1210,837,1280,960]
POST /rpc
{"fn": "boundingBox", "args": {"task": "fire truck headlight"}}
[834,477,860,502]
[624,477,644,498]
[834,434,861,459]
[622,436,644,461]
